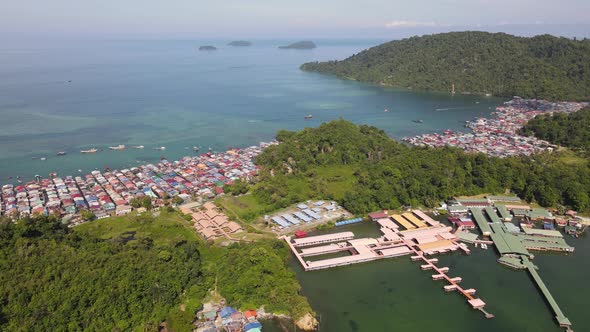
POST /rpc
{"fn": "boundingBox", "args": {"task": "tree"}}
[141,196,153,210]
[80,209,96,222]
[172,196,184,205]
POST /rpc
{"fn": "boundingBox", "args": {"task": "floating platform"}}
[444,285,458,292]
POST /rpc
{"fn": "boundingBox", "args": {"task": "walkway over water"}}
[523,257,573,330]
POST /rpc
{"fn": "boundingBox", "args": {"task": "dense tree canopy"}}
[0,215,207,331]
[0,213,314,331]
[301,32,590,101]
[521,107,590,154]
[216,240,312,319]
[253,120,590,213]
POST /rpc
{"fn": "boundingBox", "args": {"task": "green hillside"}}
[301,31,590,101]
[521,107,590,153]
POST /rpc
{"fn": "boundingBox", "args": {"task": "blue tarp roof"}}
[244,321,263,331]
[220,306,237,318]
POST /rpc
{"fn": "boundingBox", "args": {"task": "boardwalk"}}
[402,238,493,318]
[523,257,573,331]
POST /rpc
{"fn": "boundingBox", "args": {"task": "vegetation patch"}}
[302,31,590,100]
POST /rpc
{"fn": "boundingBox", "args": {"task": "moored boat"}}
[109,144,126,150]
[304,114,313,119]
[131,145,144,149]
[81,148,98,154]
[57,152,67,156]
[153,147,166,151]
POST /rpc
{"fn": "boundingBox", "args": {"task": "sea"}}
[3,39,586,332]
[0,39,499,182]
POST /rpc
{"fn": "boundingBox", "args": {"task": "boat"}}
[384,108,389,112]
[481,243,488,250]
[56,152,67,156]
[412,119,424,123]
[81,148,98,154]
[131,145,144,149]
[304,114,313,119]
[31,157,40,160]
[193,146,200,151]
[40,157,47,161]
[153,147,166,151]
[109,144,125,150]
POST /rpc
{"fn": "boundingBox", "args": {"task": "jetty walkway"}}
[523,257,573,331]
[404,238,494,318]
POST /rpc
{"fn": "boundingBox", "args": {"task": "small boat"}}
[56,152,67,156]
[153,147,166,151]
[109,144,125,150]
[384,108,389,112]
[131,145,144,149]
[31,157,40,160]
[40,157,47,161]
[412,119,424,123]
[481,243,488,250]
[81,148,98,154]
[193,146,200,151]
[304,114,313,119]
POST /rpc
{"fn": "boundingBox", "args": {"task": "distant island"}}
[228,40,252,47]
[198,45,217,51]
[301,31,590,101]
[279,41,316,49]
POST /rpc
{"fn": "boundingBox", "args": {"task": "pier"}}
[401,237,493,319]
[523,257,573,331]
[286,211,494,319]
[470,207,575,331]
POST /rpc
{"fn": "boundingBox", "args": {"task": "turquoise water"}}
[0,39,500,181]
[2,39,587,331]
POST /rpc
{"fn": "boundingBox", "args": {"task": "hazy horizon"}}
[2,1,590,42]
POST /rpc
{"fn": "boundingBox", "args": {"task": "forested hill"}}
[521,107,590,153]
[253,119,590,213]
[301,31,590,101]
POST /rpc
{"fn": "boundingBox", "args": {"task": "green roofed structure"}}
[523,257,572,329]
[496,205,512,221]
[484,206,502,224]
[471,209,492,236]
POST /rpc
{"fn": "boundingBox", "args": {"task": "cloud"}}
[385,20,438,28]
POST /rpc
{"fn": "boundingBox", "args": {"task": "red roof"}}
[295,230,308,238]
[368,211,388,220]
[244,310,257,319]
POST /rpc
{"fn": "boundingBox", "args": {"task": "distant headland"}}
[198,45,217,51]
[279,41,316,49]
[228,40,252,47]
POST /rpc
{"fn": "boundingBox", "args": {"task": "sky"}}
[2,0,590,40]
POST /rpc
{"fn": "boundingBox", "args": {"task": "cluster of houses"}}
[195,303,262,332]
[446,195,587,237]
[404,98,589,157]
[0,143,275,223]
[181,202,243,240]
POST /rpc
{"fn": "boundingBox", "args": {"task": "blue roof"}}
[282,214,300,225]
[294,211,312,222]
[302,209,321,220]
[271,216,290,228]
[220,306,237,318]
[244,321,263,331]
